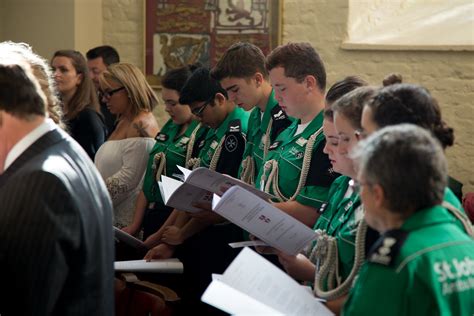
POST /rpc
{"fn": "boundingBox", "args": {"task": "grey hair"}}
[351,124,447,214]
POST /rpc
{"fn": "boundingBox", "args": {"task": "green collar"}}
[286,109,324,142]
[208,106,245,141]
[401,204,456,232]
[259,89,279,133]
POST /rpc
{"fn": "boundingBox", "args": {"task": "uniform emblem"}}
[224,134,238,152]
[273,110,286,120]
[368,230,408,266]
[269,141,281,150]
[198,140,206,148]
[210,140,219,149]
[296,137,307,147]
[155,133,168,142]
[319,202,328,213]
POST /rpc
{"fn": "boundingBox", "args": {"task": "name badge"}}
[155,133,168,142]
[268,141,281,150]
[296,137,307,147]
[179,137,190,146]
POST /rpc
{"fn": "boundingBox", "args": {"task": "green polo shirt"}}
[312,176,362,282]
[343,205,474,316]
[256,110,336,209]
[198,106,249,177]
[142,119,205,204]
[238,90,292,184]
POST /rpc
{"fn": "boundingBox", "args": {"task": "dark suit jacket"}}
[0,127,114,315]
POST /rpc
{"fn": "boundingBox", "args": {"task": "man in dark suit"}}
[0,57,114,313]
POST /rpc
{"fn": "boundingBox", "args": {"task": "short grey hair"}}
[351,124,447,214]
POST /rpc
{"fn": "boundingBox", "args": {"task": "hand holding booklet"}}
[114,226,148,250]
[212,186,318,256]
[201,247,333,316]
[158,166,274,213]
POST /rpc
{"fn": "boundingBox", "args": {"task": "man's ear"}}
[254,72,264,87]
[372,184,386,209]
[304,75,317,91]
[214,92,227,107]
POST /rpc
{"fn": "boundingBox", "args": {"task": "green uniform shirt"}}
[312,175,362,282]
[343,205,474,316]
[142,119,205,204]
[238,90,293,184]
[256,110,337,209]
[197,106,249,177]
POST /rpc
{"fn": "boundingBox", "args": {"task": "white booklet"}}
[159,166,274,213]
[212,186,318,256]
[201,247,333,316]
[114,226,148,250]
[114,259,183,274]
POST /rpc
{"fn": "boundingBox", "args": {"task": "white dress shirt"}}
[3,119,56,172]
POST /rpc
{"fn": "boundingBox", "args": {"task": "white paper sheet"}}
[114,259,183,273]
[212,187,318,255]
[201,248,333,316]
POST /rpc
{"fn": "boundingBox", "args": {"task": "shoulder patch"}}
[198,139,206,148]
[224,134,239,152]
[155,132,168,142]
[368,229,409,267]
[271,105,288,121]
[318,202,328,214]
[228,119,241,133]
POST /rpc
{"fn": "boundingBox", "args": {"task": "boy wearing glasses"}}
[143,67,249,315]
[211,42,293,185]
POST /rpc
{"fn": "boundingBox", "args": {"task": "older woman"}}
[51,50,106,158]
[344,124,474,315]
[95,63,160,228]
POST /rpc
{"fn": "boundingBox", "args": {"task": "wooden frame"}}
[145,0,282,87]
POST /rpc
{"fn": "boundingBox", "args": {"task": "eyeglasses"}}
[349,179,372,193]
[102,86,125,99]
[354,129,368,141]
[191,99,212,117]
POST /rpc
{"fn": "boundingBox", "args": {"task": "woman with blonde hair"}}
[52,50,106,158]
[95,62,160,228]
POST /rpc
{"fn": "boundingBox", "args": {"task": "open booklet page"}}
[114,226,148,250]
[158,166,274,213]
[212,186,318,255]
[202,247,333,316]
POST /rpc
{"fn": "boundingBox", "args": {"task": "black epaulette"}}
[270,104,292,143]
[215,119,246,177]
[367,229,409,267]
[155,132,168,142]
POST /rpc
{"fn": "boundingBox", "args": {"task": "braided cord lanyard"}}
[240,119,273,185]
[442,201,474,237]
[209,136,225,171]
[310,218,368,300]
[261,127,323,202]
[152,152,167,182]
[184,123,202,169]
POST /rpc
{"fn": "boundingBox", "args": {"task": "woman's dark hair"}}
[324,76,368,121]
[367,83,454,148]
[52,50,100,120]
[161,63,201,93]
